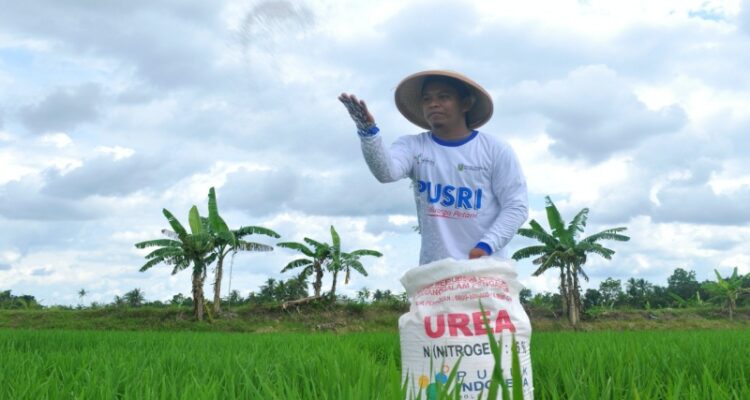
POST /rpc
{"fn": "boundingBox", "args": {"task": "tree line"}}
[0,284,410,311]
[522,267,750,318]
[5,265,748,319]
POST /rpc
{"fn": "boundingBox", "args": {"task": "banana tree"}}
[205,187,279,314]
[135,207,215,321]
[703,267,749,320]
[341,250,382,284]
[512,196,629,327]
[278,226,383,300]
[326,225,382,299]
[277,238,331,297]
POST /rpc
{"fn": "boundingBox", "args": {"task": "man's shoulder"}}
[394,131,430,145]
[412,131,432,140]
[475,131,514,153]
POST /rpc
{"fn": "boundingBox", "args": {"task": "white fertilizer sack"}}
[399,257,533,400]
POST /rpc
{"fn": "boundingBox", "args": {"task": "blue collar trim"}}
[430,130,478,147]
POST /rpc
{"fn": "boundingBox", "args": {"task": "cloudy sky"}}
[1,0,749,306]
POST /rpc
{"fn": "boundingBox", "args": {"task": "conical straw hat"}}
[394,70,493,130]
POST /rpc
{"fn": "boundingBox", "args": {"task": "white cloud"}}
[519,273,560,295]
[709,169,750,195]
[498,65,687,162]
[510,134,633,206]
[94,146,135,160]
[719,255,750,274]
[39,132,73,148]
[649,169,694,207]
[0,152,37,184]
[1,250,21,263]
[388,214,418,226]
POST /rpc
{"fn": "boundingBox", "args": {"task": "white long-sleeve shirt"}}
[360,130,528,265]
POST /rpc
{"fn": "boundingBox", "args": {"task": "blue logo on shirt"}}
[418,180,482,210]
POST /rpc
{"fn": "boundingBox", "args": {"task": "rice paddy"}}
[1,328,748,399]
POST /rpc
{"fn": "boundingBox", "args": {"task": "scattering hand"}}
[338,93,375,132]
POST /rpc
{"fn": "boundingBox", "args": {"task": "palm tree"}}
[77,288,87,307]
[258,278,278,302]
[356,287,372,303]
[325,226,382,299]
[703,267,750,320]
[113,295,126,308]
[512,196,629,327]
[372,289,395,302]
[123,288,145,307]
[277,238,332,298]
[171,293,187,307]
[626,278,652,308]
[284,276,310,300]
[135,207,215,321]
[205,187,280,314]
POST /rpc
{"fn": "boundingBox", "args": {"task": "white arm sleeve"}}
[480,144,529,252]
[359,134,414,183]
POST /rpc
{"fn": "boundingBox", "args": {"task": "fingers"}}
[339,93,375,127]
[338,93,363,106]
[339,94,360,113]
[338,93,360,104]
[346,95,370,116]
[341,97,363,116]
[339,94,366,115]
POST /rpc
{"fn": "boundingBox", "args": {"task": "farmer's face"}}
[421,81,471,130]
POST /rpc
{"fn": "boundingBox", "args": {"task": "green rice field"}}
[1,328,748,399]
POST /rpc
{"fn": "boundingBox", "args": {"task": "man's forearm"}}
[360,134,403,183]
[479,199,529,253]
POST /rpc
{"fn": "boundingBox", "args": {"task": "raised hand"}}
[338,93,375,132]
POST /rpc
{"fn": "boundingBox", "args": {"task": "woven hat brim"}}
[394,70,493,130]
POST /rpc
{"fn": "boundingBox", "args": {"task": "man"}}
[339,70,528,265]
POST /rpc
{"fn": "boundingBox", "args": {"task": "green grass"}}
[0,329,403,399]
[532,330,750,399]
[1,328,748,399]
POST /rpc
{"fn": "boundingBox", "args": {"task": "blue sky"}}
[1,0,749,305]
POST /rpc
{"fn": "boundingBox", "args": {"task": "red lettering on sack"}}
[423,310,516,338]
[448,313,473,336]
[472,311,491,335]
[494,310,516,333]
[424,314,445,338]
